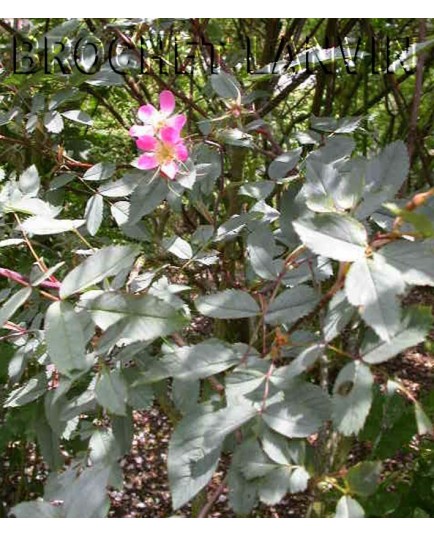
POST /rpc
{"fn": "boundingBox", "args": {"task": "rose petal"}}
[161,160,178,180]
[160,126,180,145]
[167,113,186,132]
[159,90,175,116]
[175,142,189,162]
[138,104,158,123]
[136,135,158,152]
[129,124,153,138]
[137,154,158,170]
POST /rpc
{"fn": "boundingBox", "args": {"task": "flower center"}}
[155,141,175,164]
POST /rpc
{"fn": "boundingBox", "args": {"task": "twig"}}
[198,477,228,518]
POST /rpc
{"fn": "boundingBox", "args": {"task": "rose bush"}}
[0,18,433,518]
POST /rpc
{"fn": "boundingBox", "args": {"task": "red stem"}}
[0,267,61,290]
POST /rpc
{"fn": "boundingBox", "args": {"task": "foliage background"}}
[0,18,433,518]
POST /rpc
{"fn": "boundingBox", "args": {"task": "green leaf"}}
[60,245,139,298]
[335,496,365,518]
[85,291,186,343]
[332,361,373,436]
[293,213,368,262]
[379,240,434,287]
[263,382,331,438]
[346,461,382,497]
[361,306,432,364]
[4,373,47,408]
[345,254,405,342]
[95,369,128,416]
[168,402,256,509]
[210,72,241,100]
[45,301,87,375]
[265,284,318,326]
[84,194,103,236]
[0,286,32,328]
[268,149,301,180]
[83,162,116,182]
[195,289,260,319]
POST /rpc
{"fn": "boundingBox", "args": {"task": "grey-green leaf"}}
[168,402,256,510]
[293,213,368,262]
[20,217,85,235]
[335,496,365,518]
[361,306,432,364]
[44,111,64,133]
[379,239,434,287]
[265,285,318,326]
[86,291,186,343]
[4,373,47,408]
[323,290,356,342]
[45,301,87,375]
[84,194,104,236]
[263,382,331,438]
[332,361,373,436]
[210,72,241,100]
[19,164,40,196]
[0,287,32,328]
[95,369,128,416]
[356,141,409,219]
[147,339,240,382]
[346,461,382,497]
[83,162,116,182]
[268,149,301,180]
[345,254,405,342]
[247,227,278,280]
[128,177,167,224]
[163,236,193,260]
[60,245,139,298]
[62,110,93,125]
[195,289,260,319]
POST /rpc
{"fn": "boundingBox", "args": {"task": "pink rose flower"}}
[130,90,186,138]
[136,126,189,180]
